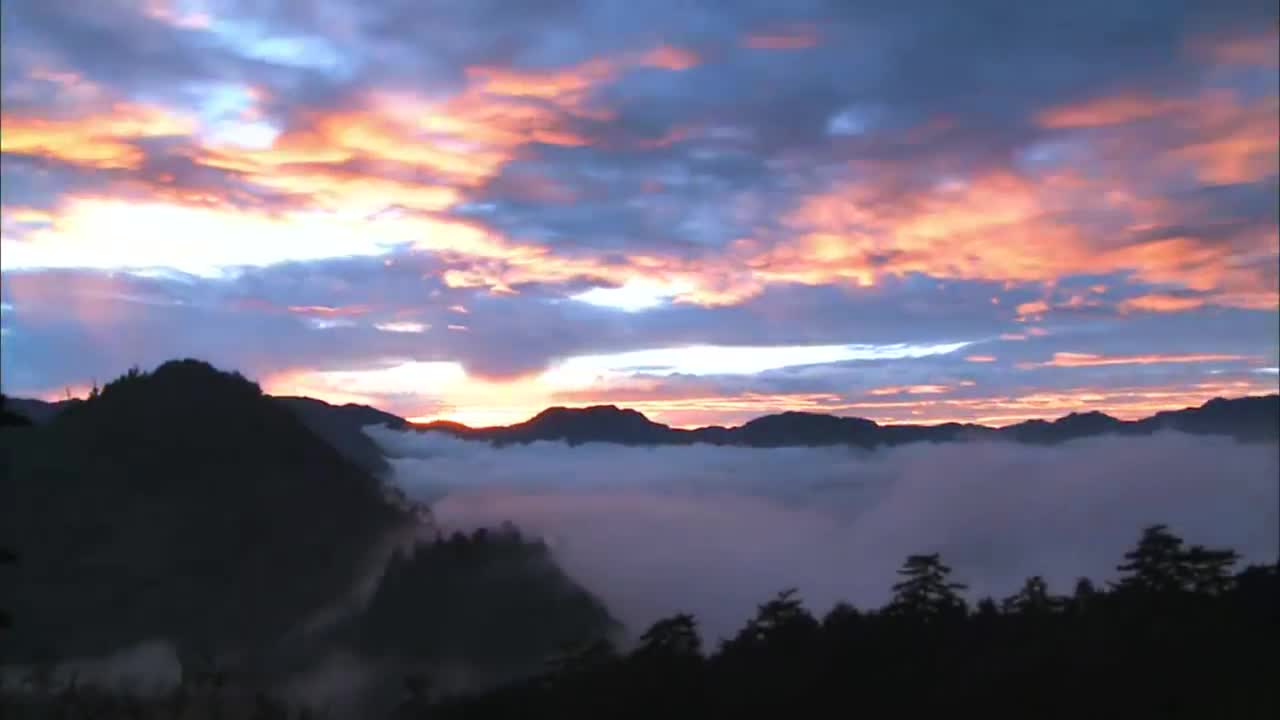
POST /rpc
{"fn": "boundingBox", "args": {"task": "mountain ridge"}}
[413,394,1279,447]
[11,391,1278,450]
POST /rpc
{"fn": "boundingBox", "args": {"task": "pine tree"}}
[1113,524,1188,594]
[1001,575,1063,615]
[729,589,819,647]
[888,554,968,619]
[637,614,702,658]
[1181,545,1239,596]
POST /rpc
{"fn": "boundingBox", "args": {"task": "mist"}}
[370,428,1280,643]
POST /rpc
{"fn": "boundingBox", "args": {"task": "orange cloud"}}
[757,145,1278,311]
[1063,90,1279,186]
[1038,94,1191,129]
[868,384,952,396]
[637,45,701,71]
[1170,94,1279,184]
[1030,352,1256,368]
[194,44,699,216]
[466,59,617,101]
[758,171,1095,290]
[234,164,462,213]
[742,25,820,50]
[966,355,997,363]
[1,103,194,168]
[1015,300,1049,318]
[1118,294,1207,313]
[141,0,212,28]
[5,46,1274,316]
[1190,29,1280,67]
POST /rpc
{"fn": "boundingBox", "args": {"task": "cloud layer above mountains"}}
[373,428,1280,642]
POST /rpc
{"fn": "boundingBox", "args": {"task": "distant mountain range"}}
[415,395,1280,447]
[12,391,1279,456]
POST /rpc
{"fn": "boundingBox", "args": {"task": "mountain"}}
[728,411,879,447]
[0,360,615,690]
[3,396,81,425]
[419,405,675,446]
[0,361,408,666]
[274,395,407,476]
[416,395,1279,448]
[9,393,409,477]
[10,385,1277,453]
[1136,395,1280,443]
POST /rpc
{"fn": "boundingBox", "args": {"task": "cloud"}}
[1029,351,1258,368]
[1,0,1276,424]
[0,102,196,168]
[741,25,821,50]
[373,428,1280,644]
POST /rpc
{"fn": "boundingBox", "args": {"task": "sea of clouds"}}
[369,428,1280,644]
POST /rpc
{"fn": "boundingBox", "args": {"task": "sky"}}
[0,0,1277,428]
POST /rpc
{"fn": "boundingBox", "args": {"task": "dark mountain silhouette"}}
[0,394,36,428]
[13,390,1275,455]
[10,394,404,476]
[727,411,879,447]
[1140,394,1280,442]
[416,394,1279,448]
[419,405,675,446]
[349,527,619,676]
[0,360,615,689]
[4,396,80,425]
[0,361,407,666]
[274,395,408,476]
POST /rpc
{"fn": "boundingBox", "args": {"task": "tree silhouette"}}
[1113,524,1188,594]
[1181,544,1240,595]
[1001,575,1063,615]
[636,614,701,658]
[887,554,968,619]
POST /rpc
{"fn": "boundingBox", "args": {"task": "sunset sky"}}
[1,0,1277,428]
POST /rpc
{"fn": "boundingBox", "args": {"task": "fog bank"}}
[371,429,1279,643]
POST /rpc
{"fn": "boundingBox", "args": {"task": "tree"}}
[725,589,819,650]
[1001,575,1063,615]
[1113,524,1188,594]
[887,554,968,619]
[637,614,702,659]
[1181,545,1239,596]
